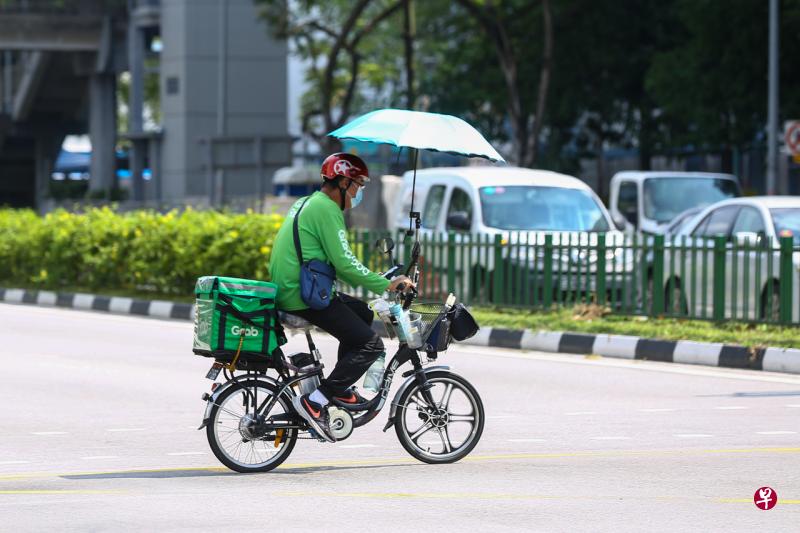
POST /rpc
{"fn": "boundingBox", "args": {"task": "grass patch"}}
[471,305,800,349]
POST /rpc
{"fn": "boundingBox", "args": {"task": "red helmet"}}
[320,152,369,183]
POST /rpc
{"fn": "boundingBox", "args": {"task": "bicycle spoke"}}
[410,421,435,442]
[438,427,452,453]
[411,392,432,409]
[439,383,454,409]
[448,414,475,422]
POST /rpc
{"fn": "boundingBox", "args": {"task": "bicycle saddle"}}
[278,311,313,331]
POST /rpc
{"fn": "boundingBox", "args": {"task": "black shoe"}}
[292,394,336,442]
[333,387,369,405]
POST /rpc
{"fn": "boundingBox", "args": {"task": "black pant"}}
[291,293,384,398]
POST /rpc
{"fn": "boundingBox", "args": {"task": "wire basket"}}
[410,302,451,351]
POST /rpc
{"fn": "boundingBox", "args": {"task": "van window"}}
[618,182,638,224]
[421,186,445,229]
[643,177,739,223]
[446,188,473,231]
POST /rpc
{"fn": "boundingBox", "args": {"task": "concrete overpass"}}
[0,0,290,210]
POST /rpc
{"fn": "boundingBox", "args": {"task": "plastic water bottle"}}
[362,352,385,392]
[389,303,412,341]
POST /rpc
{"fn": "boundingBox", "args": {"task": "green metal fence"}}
[343,231,800,325]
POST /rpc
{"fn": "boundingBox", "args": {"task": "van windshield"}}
[479,186,610,231]
[643,177,739,223]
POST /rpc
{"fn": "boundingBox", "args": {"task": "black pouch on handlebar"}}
[448,304,479,341]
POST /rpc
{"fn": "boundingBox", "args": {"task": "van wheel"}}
[469,265,494,304]
[664,278,688,316]
[760,282,781,322]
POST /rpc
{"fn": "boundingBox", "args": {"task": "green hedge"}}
[0,207,284,296]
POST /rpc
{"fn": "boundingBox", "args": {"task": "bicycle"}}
[197,238,485,473]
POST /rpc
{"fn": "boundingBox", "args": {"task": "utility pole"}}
[767,0,779,195]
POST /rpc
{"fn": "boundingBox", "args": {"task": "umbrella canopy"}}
[328,108,505,163]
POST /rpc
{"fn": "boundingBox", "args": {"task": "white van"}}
[391,167,631,303]
[609,171,740,234]
[393,166,616,236]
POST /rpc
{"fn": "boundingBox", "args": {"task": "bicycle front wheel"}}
[206,379,297,473]
[394,370,484,464]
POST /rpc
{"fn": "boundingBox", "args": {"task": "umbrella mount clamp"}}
[406,211,421,236]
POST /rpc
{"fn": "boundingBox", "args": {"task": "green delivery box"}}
[193,276,285,369]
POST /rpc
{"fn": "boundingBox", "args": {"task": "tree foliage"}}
[258,0,800,180]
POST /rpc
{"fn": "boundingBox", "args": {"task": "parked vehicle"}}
[654,196,800,322]
[392,167,632,304]
[609,171,740,234]
[663,207,703,237]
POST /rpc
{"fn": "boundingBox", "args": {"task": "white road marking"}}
[638,408,676,412]
[566,411,597,416]
[590,436,630,440]
[81,456,119,460]
[714,406,748,410]
[0,460,29,465]
[674,434,714,438]
[31,431,67,436]
[167,452,207,456]
[339,444,378,449]
[507,438,547,443]
[756,431,797,435]
[107,428,147,432]
[461,346,800,385]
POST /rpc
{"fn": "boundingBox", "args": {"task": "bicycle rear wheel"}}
[394,370,484,464]
[206,380,297,473]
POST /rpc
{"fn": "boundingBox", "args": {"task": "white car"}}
[657,196,800,321]
[392,167,632,303]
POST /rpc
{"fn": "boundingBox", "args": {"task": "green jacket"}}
[269,191,391,311]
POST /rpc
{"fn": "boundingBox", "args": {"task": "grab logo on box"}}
[231,326,260,337]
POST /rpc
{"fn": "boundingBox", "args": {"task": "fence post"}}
[543,234,554,309]
[447,232,456,296]
[779,235,793,324]
[595,233,607,306]
[651,234,665,315]
[712,235,727,321]
[493,234,504,304]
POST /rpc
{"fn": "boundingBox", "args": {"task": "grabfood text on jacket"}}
[338,230,371,276]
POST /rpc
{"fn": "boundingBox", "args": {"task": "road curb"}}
[3,287,799,375]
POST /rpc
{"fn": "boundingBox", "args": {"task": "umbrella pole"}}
[407,148,420,238]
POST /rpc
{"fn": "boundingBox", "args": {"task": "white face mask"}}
[350,185,364,208]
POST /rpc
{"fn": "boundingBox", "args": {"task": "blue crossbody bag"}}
[293,197,337,310]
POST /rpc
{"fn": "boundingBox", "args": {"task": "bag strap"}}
[292,196,311,265]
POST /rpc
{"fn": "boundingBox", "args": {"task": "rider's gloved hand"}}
[389,275,415,293]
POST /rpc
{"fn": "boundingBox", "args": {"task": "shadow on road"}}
[60,462,422,480]
[696,390,800,398]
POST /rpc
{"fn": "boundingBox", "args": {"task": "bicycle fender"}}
[383,365,451,432]
[198,374,282,429]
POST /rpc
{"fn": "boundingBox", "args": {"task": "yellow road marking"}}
[0,490,125,495]
[1,446,798,482]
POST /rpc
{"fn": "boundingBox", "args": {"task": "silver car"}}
[656,197,800,322]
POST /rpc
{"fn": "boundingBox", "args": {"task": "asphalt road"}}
[1,302,799,531]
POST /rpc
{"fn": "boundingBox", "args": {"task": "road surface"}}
[1,303,798,531]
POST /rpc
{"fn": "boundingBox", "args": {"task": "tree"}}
[645,0,800,173]
[451,0,553,167]
[256,0,408,153]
